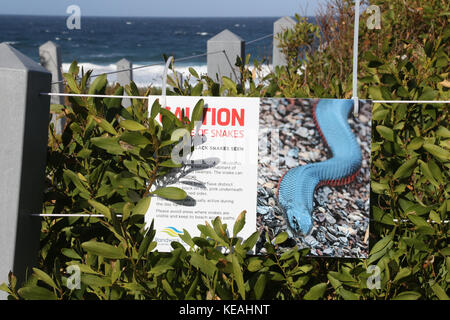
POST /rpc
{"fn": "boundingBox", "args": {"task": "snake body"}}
[277,99,362,235]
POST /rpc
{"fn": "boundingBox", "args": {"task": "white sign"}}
[146,96,260,251]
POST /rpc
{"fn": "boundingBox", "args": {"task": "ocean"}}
[0,15,312,86]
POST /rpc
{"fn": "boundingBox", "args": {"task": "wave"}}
[61,62,272,88]
[62,62,208,87]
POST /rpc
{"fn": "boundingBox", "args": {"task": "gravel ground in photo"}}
[256,98,372,258]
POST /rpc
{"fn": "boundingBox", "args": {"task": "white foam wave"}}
[62,62,273,88]
[62,62,208,87]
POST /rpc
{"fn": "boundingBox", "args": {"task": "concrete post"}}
[39,41,65,134]
[273,16,296,68]
[207,29,244,84]
[116,58,133,107]
[0,43,51,299]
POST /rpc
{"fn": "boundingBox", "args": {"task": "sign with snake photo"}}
[146,96,372,258]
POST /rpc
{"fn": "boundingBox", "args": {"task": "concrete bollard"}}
[272,16,296,68]
[116,58,133,107]
[0,43,51,299]
[39,41,65,134]
[207,29,244,84]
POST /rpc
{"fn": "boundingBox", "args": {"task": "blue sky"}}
[0,0,327,17]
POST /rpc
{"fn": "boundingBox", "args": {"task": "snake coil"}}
[277,99,362,235]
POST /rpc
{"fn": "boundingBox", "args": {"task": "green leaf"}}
[423,144,450,162]
[191,99,205,124]
[68,60,79,75]
[189,67,200,79]
[150,99,161,119]
[304,283,327,300]
[373,234,395,258]
[274,232,289,245]
[419,160,440,188]
[159,159,182,168]
[63,169,90,195]
[233,210,246,237]
[104,86,124,109]
[393,268,411,283]
[429,281,450,300]
[162,279,177,298]
[32,268,58,290]
[63,73,81,94]
[120,131,151,146]
[372,207,395,226]
[90,115,117,135]
[88,199,111,219]
[191,82,203,96]
[393,157,417,179]
[247,259,263,272]
[392,291,421,300]
[91,137,125,155]
[418,87,437,100]
[189,253,217,277]
[81,241,126,259]
[436,126,450,138]
[407,137,424,151]
[122,202,133,221]
[152,187,187,200]
[429,211,442,225]
[81,274,111,288]
[119,120,147,131]
[371,181,389,194]
[88,74,107,95]
[0,283,11,295]
[61,248,82,260]
[138,221,156,258]
[148,265,174,276]
[232,253,246,299]
[222,76,237,93]
[133,196,151,215]
[369,87,383,100]
[253,273,266,300]
[18,286,57,300]
[376,125,394,142]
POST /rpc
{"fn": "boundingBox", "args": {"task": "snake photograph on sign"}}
[257,98,372,258]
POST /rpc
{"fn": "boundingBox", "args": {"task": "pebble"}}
[257,206,271,215]
[296,127,309,138]
[287,148,299,158]
[284,156,298,168]
[304,235,320,248]
[325,213,336,224]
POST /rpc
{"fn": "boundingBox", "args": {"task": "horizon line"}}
[0,13,307,19]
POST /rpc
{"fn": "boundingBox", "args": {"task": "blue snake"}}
[277,99,362,235]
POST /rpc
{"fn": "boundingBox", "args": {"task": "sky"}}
[0,0,327,17]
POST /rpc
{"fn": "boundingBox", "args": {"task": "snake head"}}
[286,206,313,235]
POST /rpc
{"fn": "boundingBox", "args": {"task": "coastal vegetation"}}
[1,0,448,300]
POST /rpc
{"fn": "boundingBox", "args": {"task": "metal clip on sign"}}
[160,56,174,109]
[352,0,360,117]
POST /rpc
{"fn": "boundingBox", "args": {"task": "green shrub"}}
[1,0,448,300]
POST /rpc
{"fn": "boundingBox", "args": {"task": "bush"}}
[1,0,448,300]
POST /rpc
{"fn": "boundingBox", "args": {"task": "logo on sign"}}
[162,227,184,237]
